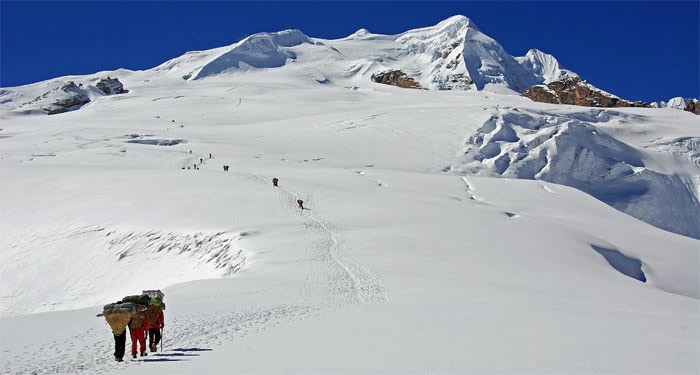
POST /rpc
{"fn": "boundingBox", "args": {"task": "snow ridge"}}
[190,29,312,80]
[449,107,700,239]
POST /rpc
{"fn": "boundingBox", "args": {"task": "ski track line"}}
[248,174,387,306]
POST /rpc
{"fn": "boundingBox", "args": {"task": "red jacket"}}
[144,305,164,330]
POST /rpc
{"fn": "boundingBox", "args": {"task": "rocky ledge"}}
[40,82,91,115]
[95,77,128,95]
[686,100,700,115]
[523,76,647,108]
[371,70,421,89]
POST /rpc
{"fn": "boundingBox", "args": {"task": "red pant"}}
[130,329,146,356]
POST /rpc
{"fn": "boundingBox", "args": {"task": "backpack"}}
[103,302,136,335]
[128,305,148,330]
[144,304,163,327]
[122,294,150,306]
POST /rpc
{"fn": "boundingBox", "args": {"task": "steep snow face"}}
[428,17,550,92]
[667,96,689,110]
[449,107,700,239]
[333,15,573,92]
[516,49,574,84]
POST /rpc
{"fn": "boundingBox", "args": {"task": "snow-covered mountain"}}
[147,15,573,92]
[1,15,575,111]
[0,15,698,375]
[652,96,700,114]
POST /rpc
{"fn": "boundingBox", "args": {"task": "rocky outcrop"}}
[686,100,700,115]
[523,76,648,108]
[40,82,91,115]
[371,70,421,89]
[95,77,128,95]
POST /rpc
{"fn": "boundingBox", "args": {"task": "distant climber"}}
[223,165,229,171]
[209,153,212,159]
[189,150,192,154]
[297,199,304,210]
[272,178,279,187]
[200,158,203,164]
[144,294,165,352]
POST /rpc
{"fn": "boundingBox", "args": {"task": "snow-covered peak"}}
[1,15,583,110]
[661,96,700,114]
[401,14,478,38]
[667,96,689,110]
[517,49,575,84]
[190,29,311,79]
[349,28,371,38]
[434,14,478,32]
[389,16,573,92]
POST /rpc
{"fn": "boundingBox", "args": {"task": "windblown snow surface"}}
[1,16,699,375]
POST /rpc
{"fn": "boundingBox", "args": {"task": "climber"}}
[128,303,149,358]
[297,199,304,210]
[145,296,165,352]
[272,177,279,187]
[102,301,135,362]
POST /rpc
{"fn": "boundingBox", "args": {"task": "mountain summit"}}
[111,16,577,93]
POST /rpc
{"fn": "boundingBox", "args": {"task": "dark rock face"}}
[523,77,648,108]
[684,99,700,115]
[371,70,421,89]
[95,77,128,95]
[41,82,91,115]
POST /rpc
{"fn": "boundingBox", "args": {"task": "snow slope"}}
[1,15,699,375]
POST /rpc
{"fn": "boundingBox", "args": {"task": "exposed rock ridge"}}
[523,76,648,108]
[371,70,422,89]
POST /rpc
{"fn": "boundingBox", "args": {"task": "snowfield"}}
[1,15,699,374]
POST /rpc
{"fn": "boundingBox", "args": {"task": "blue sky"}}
[1,1,697,102]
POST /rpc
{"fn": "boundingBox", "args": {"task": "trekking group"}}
[101,290,165,362]
[99,178,306,363]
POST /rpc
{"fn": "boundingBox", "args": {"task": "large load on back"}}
[144,290,166,329]
[122,294,151,306]
[128,304,149,330]
[103,302,136,335]
[142,290,164,300]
